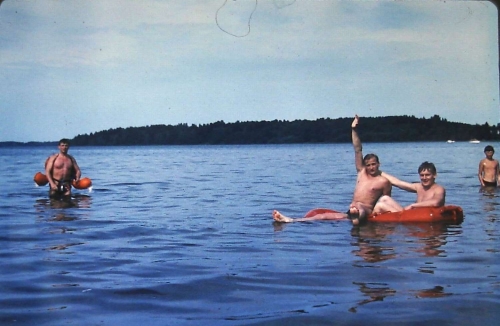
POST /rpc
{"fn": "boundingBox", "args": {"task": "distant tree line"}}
[68,115,499,146]
[0,141,57,147]
[1,115,497,147]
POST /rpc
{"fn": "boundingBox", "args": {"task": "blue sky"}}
[0,0,498,142]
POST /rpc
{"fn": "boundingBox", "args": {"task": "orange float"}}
[72,177,92,189]
[33,172,49,186]
[304,205,464,224]
[33,172,92,190]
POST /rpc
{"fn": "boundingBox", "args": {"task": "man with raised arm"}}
[45,138,81,198]
[379,161,445,211]
[273,115,397,224]
[344,115,397,224]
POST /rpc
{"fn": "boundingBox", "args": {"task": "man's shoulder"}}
[375,172,389,180]
[46,153,59,161]
[431,183,445,192]
[67,154,77,162]
[379,175,391,183]
[374,173,391,186]
[44,153,59,167]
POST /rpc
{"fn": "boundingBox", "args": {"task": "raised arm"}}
[351,115,364,172]
[380,171,417,193]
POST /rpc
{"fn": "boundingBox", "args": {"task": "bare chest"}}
[356,174,386,193]
[53,156,73,170]
[483,160,498,170]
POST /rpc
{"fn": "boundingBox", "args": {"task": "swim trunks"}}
[52,179,72,195]
[483,180,497,187]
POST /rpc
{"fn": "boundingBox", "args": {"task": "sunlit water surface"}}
[0,142,499,325]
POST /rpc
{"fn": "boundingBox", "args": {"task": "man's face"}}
[485,150,494,159]
[419,169,436,188]
[364,158,380,176]
[58,143,69,153]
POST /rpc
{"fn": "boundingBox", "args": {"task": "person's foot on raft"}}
[348,206,360,225]
[273,210,294,223]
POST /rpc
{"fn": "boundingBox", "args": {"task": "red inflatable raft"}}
[304,206,464,224]
[33,172,92,190]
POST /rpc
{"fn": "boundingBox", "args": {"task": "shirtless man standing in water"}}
[478,145,500,188]
[273,115,398,224]
[45,139,81,198]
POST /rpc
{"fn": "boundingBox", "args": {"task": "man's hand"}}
[352,115,359,129]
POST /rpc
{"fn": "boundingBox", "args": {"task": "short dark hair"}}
[59,138,70,145]
[418,161,436,174]
[484,145,494,152]
[363,153,379,163]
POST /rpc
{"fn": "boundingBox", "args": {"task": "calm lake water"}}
[0,142,499,325]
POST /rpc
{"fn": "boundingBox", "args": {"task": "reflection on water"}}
[350,224,397,263]
[35,194,92,211]
[46,242,85,251]
[350,222,462,263]
[348,222,462,313]
[480,185,500,197]
[349,282,396,313]
[413,285,452,299]
[480,187,500,217]
[33,195,92,237]
[407,224,462,258]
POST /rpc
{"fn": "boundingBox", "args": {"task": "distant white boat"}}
[447,140,455,143]
[469,139,480,144]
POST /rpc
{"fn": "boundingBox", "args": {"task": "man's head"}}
[484,145,494,158]
[59,138,70,146]
[363,153,380,176]
[418,161,437,188]
[58,138,70,153]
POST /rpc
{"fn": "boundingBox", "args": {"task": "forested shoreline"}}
[2,115,499,146]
